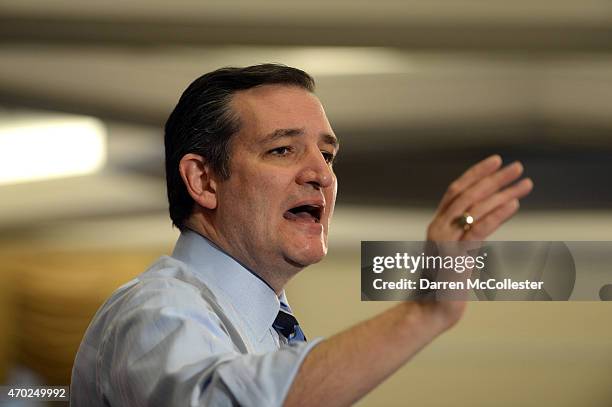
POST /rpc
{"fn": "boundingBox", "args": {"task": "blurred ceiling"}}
[2,0,612,51]
[1,0,611,244]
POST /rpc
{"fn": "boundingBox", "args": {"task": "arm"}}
[285,302,451,407]
[285,155,533,407]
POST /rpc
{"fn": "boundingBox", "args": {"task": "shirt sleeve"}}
[97,277,322,407]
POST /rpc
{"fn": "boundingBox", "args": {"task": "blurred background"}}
[0,1,611,406]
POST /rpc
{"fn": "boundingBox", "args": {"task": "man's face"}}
[212,85,338,276]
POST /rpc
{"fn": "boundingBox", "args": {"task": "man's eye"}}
[269,146,292,156]
[322,151,335,164]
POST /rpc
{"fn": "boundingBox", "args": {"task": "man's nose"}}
[296,148,334,190]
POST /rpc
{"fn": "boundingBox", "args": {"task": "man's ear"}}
[178,153,219,210]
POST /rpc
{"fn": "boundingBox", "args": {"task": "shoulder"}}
[87,255,229,347]
[110,255,223,324]
[120,255,222,308]
[72,254,241,403]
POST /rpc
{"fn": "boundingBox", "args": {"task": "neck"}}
[183,215,301,295]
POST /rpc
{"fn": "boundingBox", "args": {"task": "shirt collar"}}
[171,228,281,342]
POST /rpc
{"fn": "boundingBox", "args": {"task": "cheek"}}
[240,170,287,225]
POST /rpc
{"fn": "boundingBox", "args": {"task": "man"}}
[71,64,533,406]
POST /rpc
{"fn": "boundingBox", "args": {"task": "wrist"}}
[397,301,466,339]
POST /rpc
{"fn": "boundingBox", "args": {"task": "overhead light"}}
[0,115,106,185]
[284,47,412,76]
[182,46,412,76]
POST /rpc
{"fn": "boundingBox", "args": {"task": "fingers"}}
[468,177,533,221]
[437,155,502,212]
[463,199,520,241]
[427,155,533,243]
[442,161,524,223]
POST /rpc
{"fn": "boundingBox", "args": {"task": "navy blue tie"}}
[273,302,306,343]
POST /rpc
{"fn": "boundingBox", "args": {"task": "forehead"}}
[230,85,334,141]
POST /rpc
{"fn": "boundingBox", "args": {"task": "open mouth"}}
[283,204,323,223]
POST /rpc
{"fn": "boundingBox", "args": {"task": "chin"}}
[283,243,327,268]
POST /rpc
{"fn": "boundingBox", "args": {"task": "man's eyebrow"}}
[263,128,305,143]
[321,133,339,150]
[263,128,339,149]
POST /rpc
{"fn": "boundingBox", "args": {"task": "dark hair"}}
[164,63,316,230]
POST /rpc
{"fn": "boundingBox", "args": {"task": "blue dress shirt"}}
[70,229,322,406]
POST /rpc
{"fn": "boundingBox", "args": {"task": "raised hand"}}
[427,155,533,242]
[418,155,534,327]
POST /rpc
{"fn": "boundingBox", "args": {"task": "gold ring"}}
[456,212,474,231]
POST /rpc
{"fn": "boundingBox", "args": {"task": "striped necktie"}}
[273,301,306,344]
